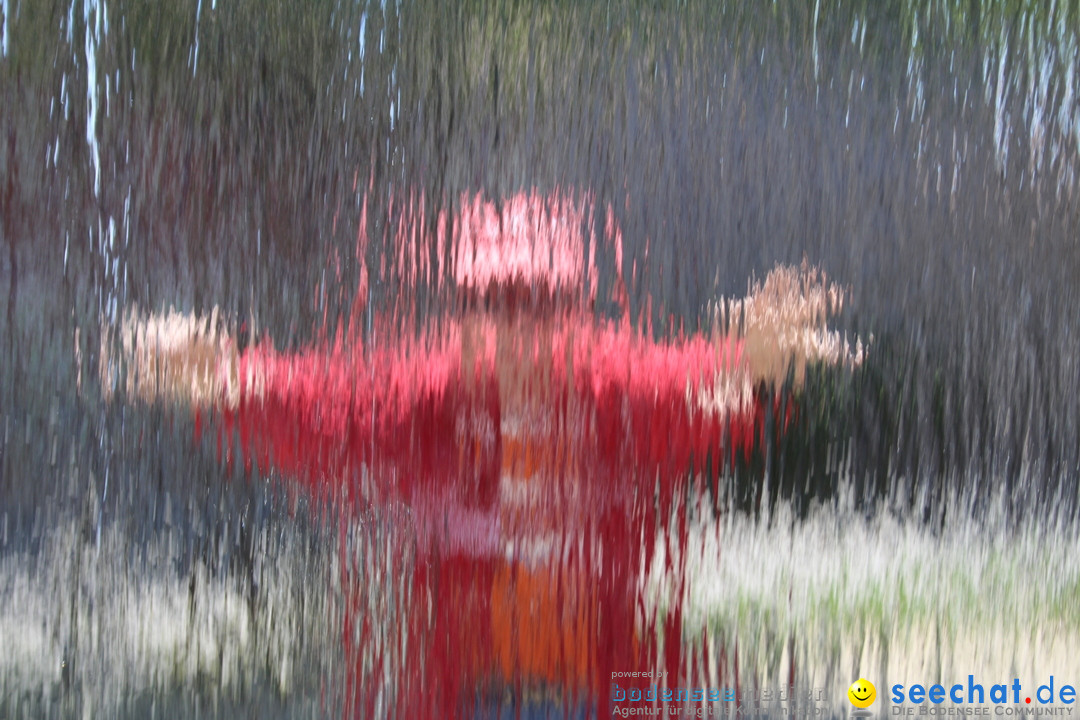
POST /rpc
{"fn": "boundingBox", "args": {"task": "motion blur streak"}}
[3,1,1080,718]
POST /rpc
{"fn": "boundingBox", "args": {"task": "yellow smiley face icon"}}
[848,678,876,708]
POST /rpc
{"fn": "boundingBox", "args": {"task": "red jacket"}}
[214,314,773,717]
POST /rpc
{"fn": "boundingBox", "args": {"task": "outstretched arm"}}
[92,264,866,487]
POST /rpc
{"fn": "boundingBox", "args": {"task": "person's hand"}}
[698,263,866,414]
[737,263,865,387]
[96,306,239,409]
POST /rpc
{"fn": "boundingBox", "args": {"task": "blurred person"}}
[96,190,863,717]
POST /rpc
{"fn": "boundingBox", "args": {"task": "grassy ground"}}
[0,509,339,719]
[644,486,1080,711]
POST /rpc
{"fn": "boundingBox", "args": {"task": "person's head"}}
[448,190,623,318]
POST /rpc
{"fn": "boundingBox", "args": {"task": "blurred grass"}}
[645,491,1080,704]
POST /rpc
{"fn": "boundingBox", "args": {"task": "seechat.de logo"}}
[849,678,877,716]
